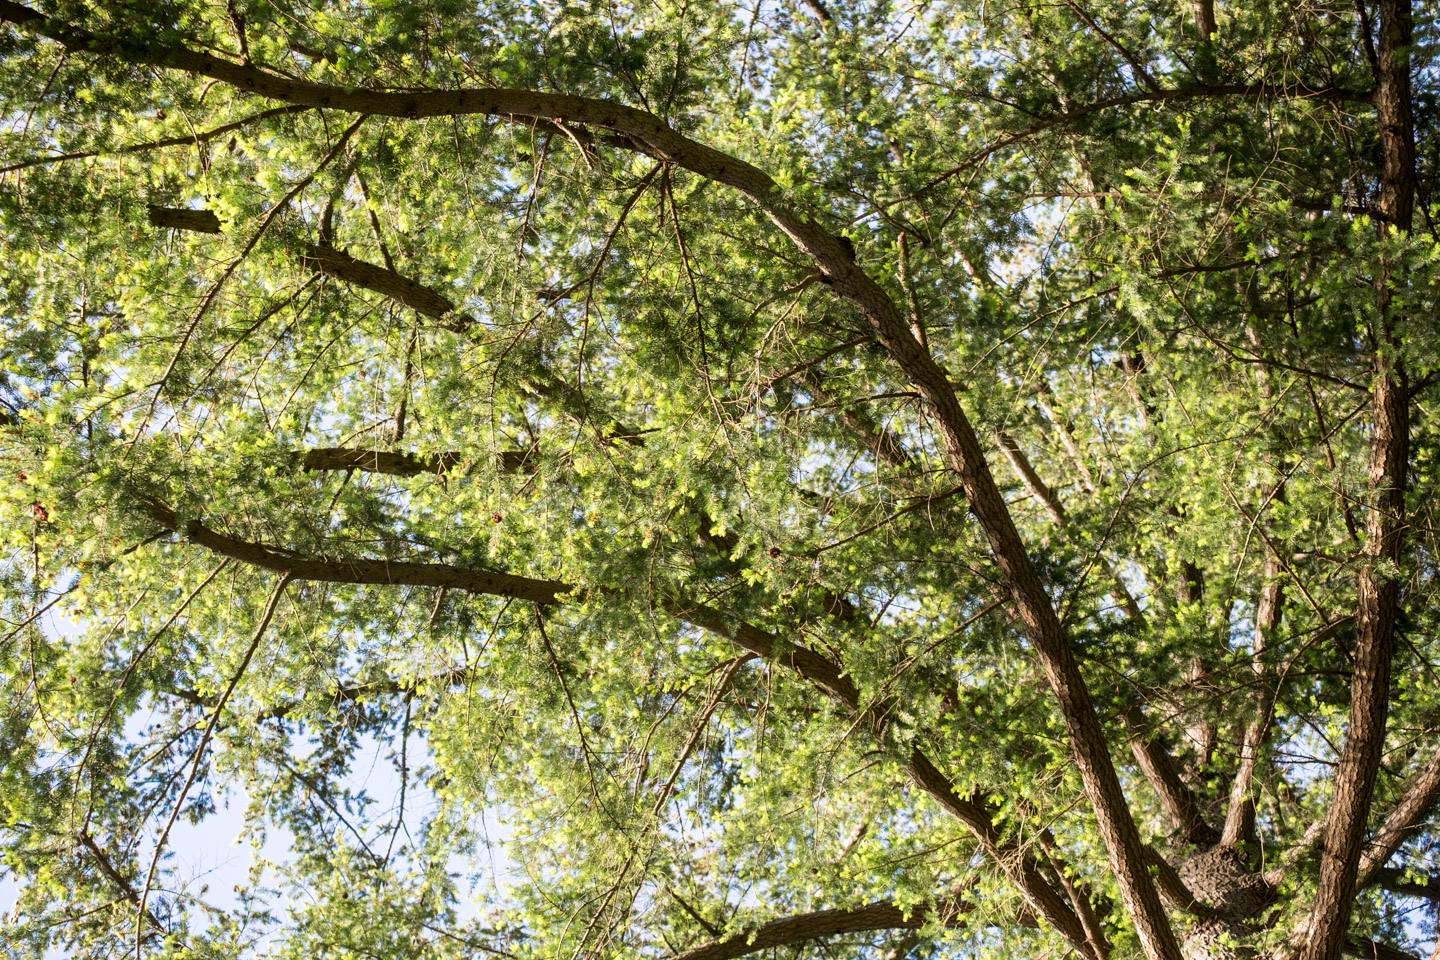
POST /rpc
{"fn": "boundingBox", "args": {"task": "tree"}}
[0,0,1436,957]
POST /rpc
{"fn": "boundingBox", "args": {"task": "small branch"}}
[1060,0,1163,93]
[797,0,832,22]
[1368,868,1440,902]
[300,446,538,477]
[1221,554,1284,847]
[301,243,471,330]
[78,833,165,936]
[133,573,292,960]
[0,104,309,174]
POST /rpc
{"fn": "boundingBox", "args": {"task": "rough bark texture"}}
[668,897,962,960]
[1299,2,1414,955]
[1177,852,1274,960]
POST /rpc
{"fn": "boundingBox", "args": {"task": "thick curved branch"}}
[668,896,965,960]
[9,10,1174,953]
[300,244,472,330]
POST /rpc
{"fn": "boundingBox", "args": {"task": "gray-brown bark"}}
[1298,1,1414,956]
[667,896,964,960]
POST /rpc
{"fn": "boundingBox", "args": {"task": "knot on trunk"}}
[1177,847,1275,960]
[1178,847,1274,919]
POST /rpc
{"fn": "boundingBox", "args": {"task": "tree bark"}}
[1358,749,1440,885]
[142,499,569,602]
[1298,2,1414,956]
[668,896,964,960]
[1220,555,1283,847]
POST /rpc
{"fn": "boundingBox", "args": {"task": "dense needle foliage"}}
[1,1,1439,959]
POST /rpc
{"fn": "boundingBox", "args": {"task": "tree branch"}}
[77,833,166,937]
[667,597,1096,957]
[7,10,1177,952]
[142,499,568,603]
[1298,2,1415,955]
[1367,868,1440,902]
[299,446,536,476]
[668,896,965,960]
[1221,555,1284,847]
[0,104,309,173]
[300,243,472,330]
[1344,938,1422,960]
[1357,747,1440,886]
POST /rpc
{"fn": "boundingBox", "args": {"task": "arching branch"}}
[667,897,967,960]
[6,8,1176,952]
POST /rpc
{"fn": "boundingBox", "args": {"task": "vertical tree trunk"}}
[1298,2,1414,957]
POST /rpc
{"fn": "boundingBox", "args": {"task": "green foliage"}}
[2,1,1439,959]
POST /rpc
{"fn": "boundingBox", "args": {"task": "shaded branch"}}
[142,499,568,603]
[300,243,472,330]
[668,896,965,960]
[1357,747,1440,886]
[1128,714,1219,846]
[300,446,536,476]
[1344,938,1422,960]
[147,205,222,234]
[1367,868,1440,902]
